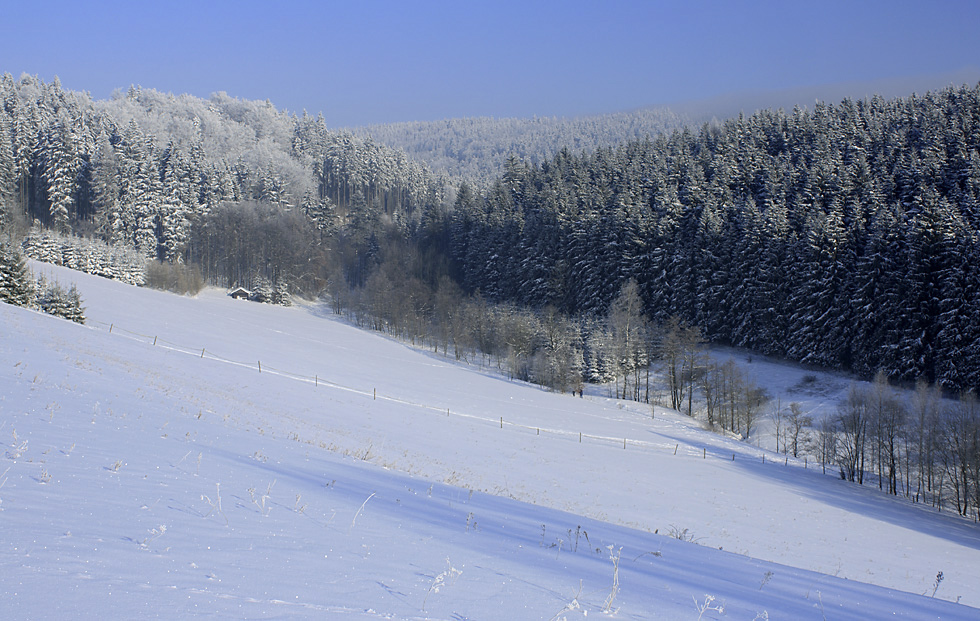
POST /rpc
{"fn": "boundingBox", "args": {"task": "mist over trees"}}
[350,107,689,185]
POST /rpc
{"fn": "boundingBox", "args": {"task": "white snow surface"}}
[1,262,977,619]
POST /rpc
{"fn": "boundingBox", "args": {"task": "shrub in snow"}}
[144,260,204,295]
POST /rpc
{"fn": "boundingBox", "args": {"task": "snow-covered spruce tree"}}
[271,278,291,306]
[581,316,617,384]
[116,120,164,259]
[0,240,34,306]
[250,276,272,303]
[41,113,79,235]
[158,140,197,263]
[63,283,85,323]
[21,227,58,264]
[34,276,85,324]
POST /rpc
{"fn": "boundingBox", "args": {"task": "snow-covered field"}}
[1,262,977,619]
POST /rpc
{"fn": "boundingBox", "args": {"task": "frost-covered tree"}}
[34,275,85,324]
[534,305,583,393]
[0,240,33,306]
[607,279,651,401]
[88,129,123,241]
[119,120,163,258]
[41,114,79,234]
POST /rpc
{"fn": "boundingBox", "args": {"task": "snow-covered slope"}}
[1,263,977,619]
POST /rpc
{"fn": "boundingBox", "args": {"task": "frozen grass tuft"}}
[602,545,622,613]
[667,525,703,544]
[248,480,275,516]
[350,492,375,532]
[202,482,228,524]
[549,581,582,621]
[760,570,774,590]
[422,557,463,612]
[693,594,724,620]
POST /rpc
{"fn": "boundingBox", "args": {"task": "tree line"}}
[7,73,980,394]
[325,254,772,444]
[0,238,84,323]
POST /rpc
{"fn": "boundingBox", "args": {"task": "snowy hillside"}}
[1,263,978,619]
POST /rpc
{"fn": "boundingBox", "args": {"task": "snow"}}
[1,262,977,619]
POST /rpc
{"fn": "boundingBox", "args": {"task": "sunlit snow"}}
[1,262,977,619]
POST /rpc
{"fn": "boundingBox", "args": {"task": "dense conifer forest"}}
[448,86,980,391]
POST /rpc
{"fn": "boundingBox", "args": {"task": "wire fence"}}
[83,318,818,471]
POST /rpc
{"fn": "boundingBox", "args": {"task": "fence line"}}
[84,318,816,471]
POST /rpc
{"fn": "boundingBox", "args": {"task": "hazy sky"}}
[3,0,979,127]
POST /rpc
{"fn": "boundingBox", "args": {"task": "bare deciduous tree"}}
[785,402,812,458]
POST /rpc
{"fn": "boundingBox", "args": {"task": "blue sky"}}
[3,0,979,127]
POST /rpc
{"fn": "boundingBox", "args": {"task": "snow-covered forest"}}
[4,261,979,618]
[448,88,980,391]
[4,74,980,393]
[3,74,980,521]
[0,74,447,294]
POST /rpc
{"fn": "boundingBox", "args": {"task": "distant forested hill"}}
[448,84,980,390]
[350,107,688,185]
